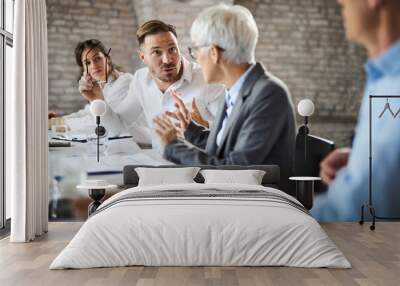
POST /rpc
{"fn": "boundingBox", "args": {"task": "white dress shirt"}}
[63,73,150,142]
[101,57,225,148]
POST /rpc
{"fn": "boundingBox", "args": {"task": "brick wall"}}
[131,0,233,60]
[47,0,367,147]
[237,0,367,147]
[46,0,140,113]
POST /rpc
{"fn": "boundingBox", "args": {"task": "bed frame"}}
[123,165,281,189]
[87,165,281,215]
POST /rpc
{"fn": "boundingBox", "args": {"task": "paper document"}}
[86,153,166,174]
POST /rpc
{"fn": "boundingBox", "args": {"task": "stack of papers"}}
[85,153,165,175]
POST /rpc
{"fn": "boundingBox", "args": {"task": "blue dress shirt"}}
[216,64,256,146]
[311,40,400,221]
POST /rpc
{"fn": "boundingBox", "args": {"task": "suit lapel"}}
[215,63,266,156]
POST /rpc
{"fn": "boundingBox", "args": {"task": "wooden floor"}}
[0,222,399,286]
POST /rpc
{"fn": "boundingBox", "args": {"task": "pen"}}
[108,135,133,141]
[51,137,88,143]
[51,135,132,143]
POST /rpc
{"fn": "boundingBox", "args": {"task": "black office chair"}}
[294,125,335,193]
[290,100,335,209]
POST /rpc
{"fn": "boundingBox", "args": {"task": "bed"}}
[50,165,350,269]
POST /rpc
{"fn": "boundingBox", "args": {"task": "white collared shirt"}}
[63,73,151,141]
[102,57,225,148]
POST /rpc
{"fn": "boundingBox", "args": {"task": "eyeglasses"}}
[187,45,225,61]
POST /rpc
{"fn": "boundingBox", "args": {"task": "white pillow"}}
[135,167,200,186]
[200,169,266,185]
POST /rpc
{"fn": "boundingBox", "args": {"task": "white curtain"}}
[8,0,48,242]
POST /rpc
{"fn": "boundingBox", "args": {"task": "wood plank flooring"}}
[0,222,399,286]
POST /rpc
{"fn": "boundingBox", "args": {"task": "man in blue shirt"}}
[312,0,400,221]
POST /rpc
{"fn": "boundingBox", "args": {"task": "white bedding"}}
[50,183,350,269]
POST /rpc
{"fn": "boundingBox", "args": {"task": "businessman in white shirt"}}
[97,20,224,148]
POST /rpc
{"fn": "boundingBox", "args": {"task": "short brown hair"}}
[136,20,177,46]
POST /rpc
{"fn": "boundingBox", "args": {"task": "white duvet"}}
[50,183,350,269]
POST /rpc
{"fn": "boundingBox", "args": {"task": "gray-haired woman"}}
[153,4,296,192]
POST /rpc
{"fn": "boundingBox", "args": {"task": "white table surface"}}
[49,136,172,199]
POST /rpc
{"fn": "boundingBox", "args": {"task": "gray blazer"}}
[164,63,296,191]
